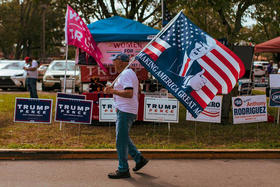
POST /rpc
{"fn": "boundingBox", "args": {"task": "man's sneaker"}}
[108,170,131,179]
[133,156,149,171]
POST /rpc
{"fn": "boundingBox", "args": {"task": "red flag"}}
[65,5,107,72]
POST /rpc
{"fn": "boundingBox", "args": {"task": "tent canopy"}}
[254,36,280,53]
[87,16,159,42]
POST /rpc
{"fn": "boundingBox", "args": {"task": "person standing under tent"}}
[104,53,148,179]
[23,57,38,98]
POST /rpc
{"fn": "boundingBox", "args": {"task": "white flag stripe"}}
[179,52,188,76]
[215,45,241,76]
[147,44,162,57]
[197,58,228,94]
[207,52,236,88]
[202,76,218,95]
[155,37,171,49]
[195,89,211,104]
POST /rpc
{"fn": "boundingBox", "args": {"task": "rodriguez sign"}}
[232,95,267,124]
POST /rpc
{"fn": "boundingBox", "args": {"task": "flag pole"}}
[61,6,69,131]
[110,10,183,86]
[63,45,68,93]
[60,44,69,131]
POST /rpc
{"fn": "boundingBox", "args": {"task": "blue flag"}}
[136,12,245,118]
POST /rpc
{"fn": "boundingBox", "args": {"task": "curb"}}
[0,149,280,160]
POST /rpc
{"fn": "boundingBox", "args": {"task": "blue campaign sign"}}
[269,89,280,107]
[14,98,53,123]
[55,98,93,124]
[57,92,86,100]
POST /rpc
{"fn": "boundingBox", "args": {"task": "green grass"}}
[0,91,280,149]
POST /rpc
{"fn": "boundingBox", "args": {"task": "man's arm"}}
[104,87,133,98]
[23,62,38,71]
[24,67,37,71]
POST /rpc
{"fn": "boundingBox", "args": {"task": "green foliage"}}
[0,0,278,60]
[0,0,68,59]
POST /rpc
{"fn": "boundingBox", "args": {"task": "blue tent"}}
[88,16,159,42]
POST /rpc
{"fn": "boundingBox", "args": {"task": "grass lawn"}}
[0,90,280,149]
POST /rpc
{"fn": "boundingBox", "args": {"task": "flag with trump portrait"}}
[136,11,245,118]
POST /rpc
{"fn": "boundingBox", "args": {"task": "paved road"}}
[0,159,279,187]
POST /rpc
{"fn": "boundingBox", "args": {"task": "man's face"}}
[189,42,209,60]
[113,59,126,73]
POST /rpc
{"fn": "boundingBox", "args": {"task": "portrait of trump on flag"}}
[136,11,245,118]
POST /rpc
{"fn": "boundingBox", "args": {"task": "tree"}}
[0,0,20,58]
[171,0,266,44]
[251,0,280,63]
[68,0,162,27]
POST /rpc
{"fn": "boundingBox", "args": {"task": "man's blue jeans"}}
[26,78,38,98]
[116,109,141,172]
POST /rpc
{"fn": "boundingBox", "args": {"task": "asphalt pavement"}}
[0,159,279,187]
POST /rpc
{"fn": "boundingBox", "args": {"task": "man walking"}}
[104,53,148,179]
[23,57,38,98]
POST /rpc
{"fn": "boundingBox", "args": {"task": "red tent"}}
[254,36,280,53]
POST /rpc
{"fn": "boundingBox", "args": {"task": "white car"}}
[253,64,266,77]
[42,60,80,91]
[0,60,26,90]
[253,61,269,67]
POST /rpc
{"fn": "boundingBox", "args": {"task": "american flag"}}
[136,12,245,117]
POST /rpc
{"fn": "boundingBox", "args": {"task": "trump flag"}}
[136,11,245,118]
[65,5,107,72]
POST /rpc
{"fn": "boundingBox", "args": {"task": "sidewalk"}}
[0,159,280,187]
[0,149,280,160]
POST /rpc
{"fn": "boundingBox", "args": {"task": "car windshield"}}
[38,65,48,70]
[0,63,10,69]
[50,61,77,71]
[2,62,25,70]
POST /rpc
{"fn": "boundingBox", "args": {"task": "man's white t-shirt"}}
[113,69,139,115]
[25,60,38,78]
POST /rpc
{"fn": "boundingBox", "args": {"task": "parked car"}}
[0,60,26,90]
[253,64,266,77]
[42,60,80,91]
[253,61,269,67]
[37,64,49,81]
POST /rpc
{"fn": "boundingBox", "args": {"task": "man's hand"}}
[187,69,207,91]
[104,86,114,94]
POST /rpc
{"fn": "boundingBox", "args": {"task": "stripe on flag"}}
[197,58,228,94]
[211,49,239,80]
[201,55,233,92]
[202,76,218,95]
[206,52,236,88]
[143,48,159,61]
[143,38,171,62]
[190,91,207,109]
[215,42,242,78]
[180,58,191,77]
